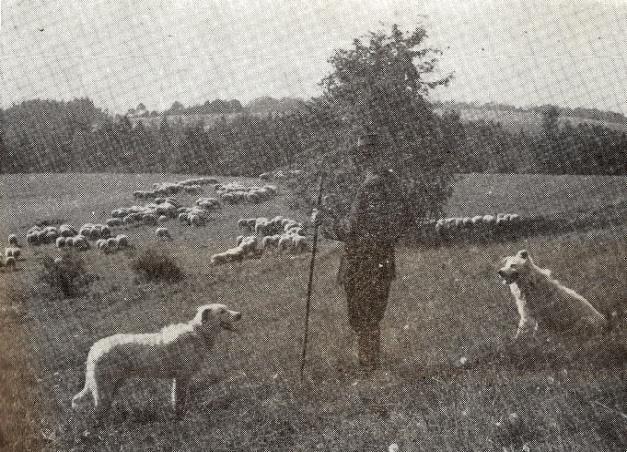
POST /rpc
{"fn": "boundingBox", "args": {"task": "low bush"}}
[130,248,184,283]
[39,252,92,297]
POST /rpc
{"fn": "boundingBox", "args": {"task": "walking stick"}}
[300,173,325,381]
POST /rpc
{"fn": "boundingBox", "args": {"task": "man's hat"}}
[357,133,379,147]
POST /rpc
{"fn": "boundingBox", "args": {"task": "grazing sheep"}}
[8,234,19,246]
[106,237,119,250]
[73,234,89,248]
[4,256,16,270]
[106,218,123,228]
[59,224,77,237]
[189,214,205,227]
[178,212,190,224]
[254,218,269,236]
[56,237,67,248]
[158,215,169,224]
[261,234,281,250]
[5,247,21,259]
[96,239,108,251]
[142,214,158,226]
[156,227,173,241]
[483,214,496,224]
[116,235,129,248]
[238,236,258,256]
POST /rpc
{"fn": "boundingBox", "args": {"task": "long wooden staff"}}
[299,173,325,381]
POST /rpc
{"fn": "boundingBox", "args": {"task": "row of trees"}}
[0,25,624,225]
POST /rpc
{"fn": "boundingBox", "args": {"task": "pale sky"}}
[1,0,625,115]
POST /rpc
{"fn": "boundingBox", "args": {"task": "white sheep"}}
[56,237,67,248]
[115,235,129,248]
[5,247,21,259]
[4,256,16,270]
[261,234,281,250]
[106,218,123,228]
[156,227,173,241]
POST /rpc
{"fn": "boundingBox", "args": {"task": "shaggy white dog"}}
[72,303,241,417]
[498,250,607,338]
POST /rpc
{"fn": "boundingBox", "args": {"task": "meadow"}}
[0,172,625,451]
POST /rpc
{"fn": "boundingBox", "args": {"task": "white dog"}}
[498,250,607,338]
[72,303,241,417]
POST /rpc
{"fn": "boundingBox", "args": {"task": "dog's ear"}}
[201,307,211,323]
[518,249,528,259]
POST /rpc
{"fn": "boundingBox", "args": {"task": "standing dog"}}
[498,250,607,338]
[72,303,241,417]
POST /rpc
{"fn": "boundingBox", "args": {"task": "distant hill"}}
[433,101,627,134]
[244,96,307,115]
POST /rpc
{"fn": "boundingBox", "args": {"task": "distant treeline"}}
[0,97,625,176]
[434,100,627,125]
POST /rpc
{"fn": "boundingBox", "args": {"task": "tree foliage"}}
[292,24,459,223]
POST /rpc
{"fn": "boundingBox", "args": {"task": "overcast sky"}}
[1,0,625,115]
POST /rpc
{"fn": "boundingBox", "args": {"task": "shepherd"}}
[313,133,410,371]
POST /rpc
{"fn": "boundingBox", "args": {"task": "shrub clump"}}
[131,248,184,283]
[39,253,92,297]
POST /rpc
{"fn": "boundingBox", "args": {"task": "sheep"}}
[237,218,257,233]
[106,237,119,250]
[56,237,67,248]
[106,218,123,228]
[59,224,77,237]
[158,215,169,224]
[178,212,190,224]
[5,247,21,259]
[254,217,270,236]
[482,214,496,225]
[156,227,173,241]
[259,172,273,181]
[142,214,158,226]
[264,185,278,196]
[261,234,281,250]
[123,215,136,226]
[189,214,205,227]
[96,239,108,251]
[73,236,90,251]
[196,198,221,211]
[8,234,19,247]
[291,235,309,254]
[4,256,16,270]
[183,185,202,195]
[238,236,258,256]
[116,234,129,248]
[471,215,483,225]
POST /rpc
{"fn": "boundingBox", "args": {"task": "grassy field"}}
[433,106,627,134]
[0,172,625,451]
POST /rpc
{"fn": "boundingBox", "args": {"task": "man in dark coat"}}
[314,133,410,370]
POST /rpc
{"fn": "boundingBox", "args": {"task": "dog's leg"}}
[92,377,121,420]
[171,376,190,416]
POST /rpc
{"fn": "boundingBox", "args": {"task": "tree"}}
[296,24,458,223]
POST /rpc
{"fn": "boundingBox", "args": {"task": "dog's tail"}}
[71,383,92,410]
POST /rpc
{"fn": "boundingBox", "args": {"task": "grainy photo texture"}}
[0,1,625,450]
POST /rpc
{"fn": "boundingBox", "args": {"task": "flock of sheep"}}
[432,213,521,233]
[210,216,309,265]
[214,182,278,205]
[1,176,303,274]
[133,177,219,200]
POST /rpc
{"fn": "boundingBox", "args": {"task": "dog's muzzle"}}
[498,269,518,284]
[220,312,242,331]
